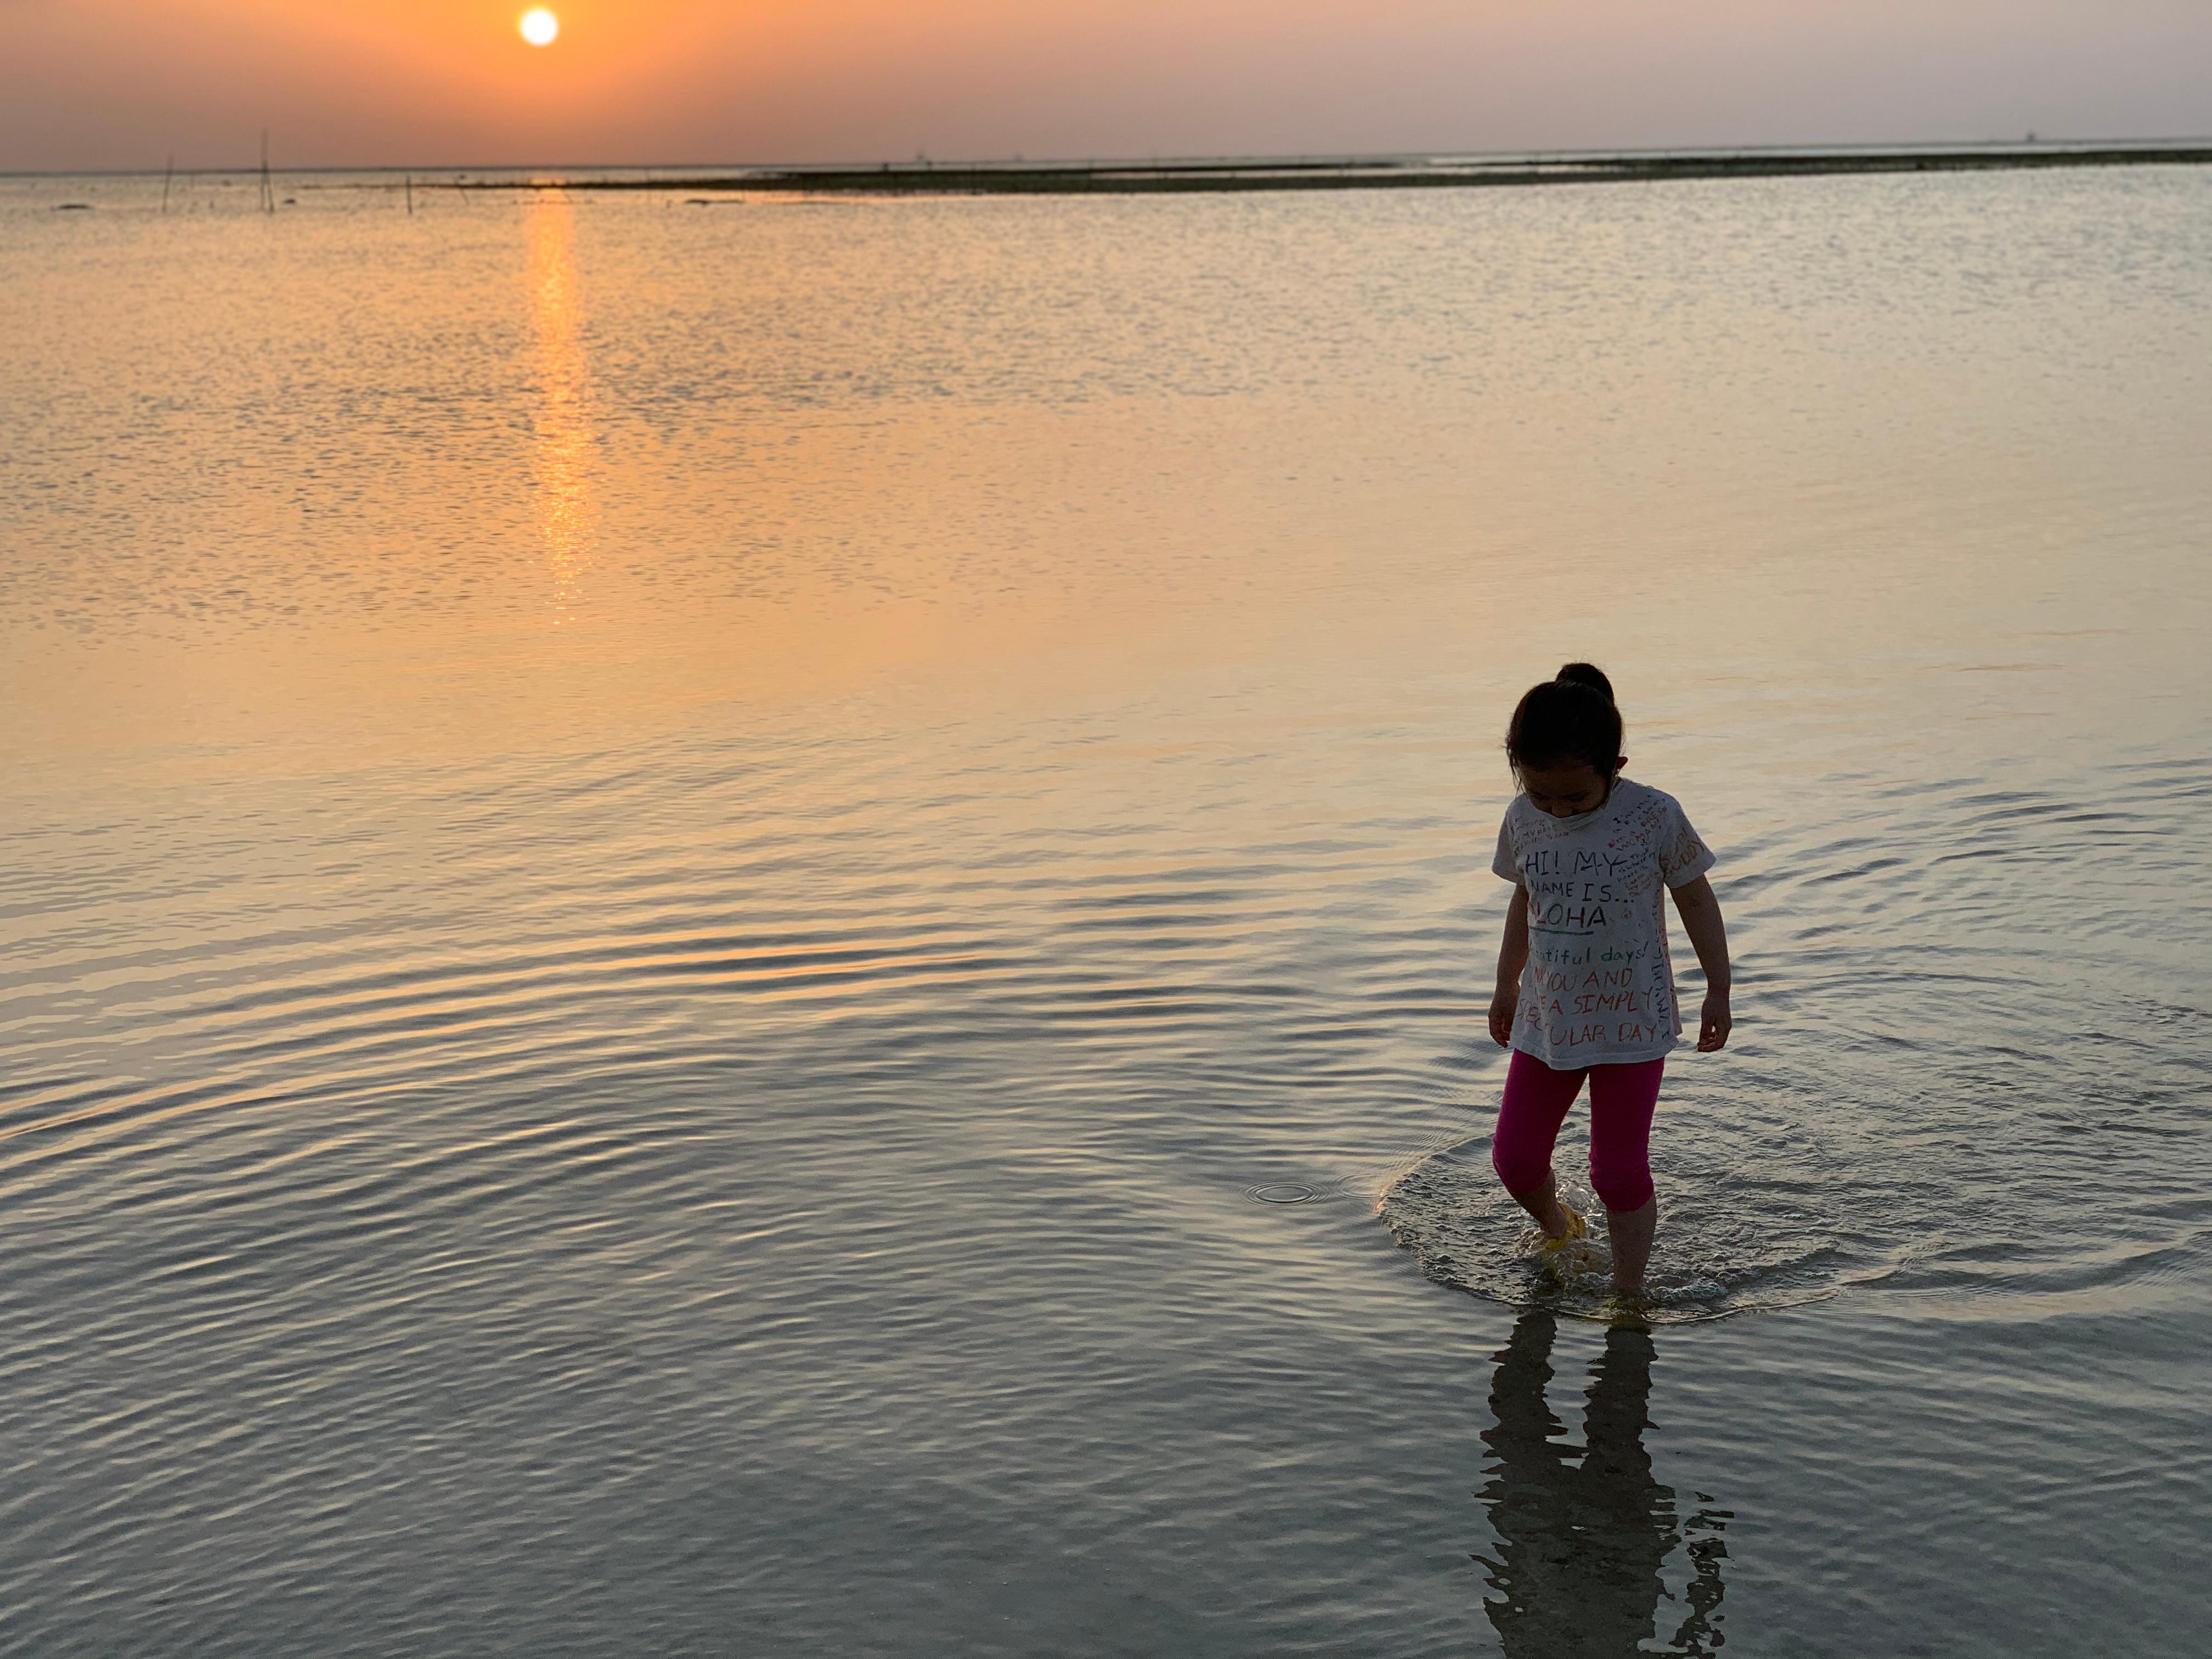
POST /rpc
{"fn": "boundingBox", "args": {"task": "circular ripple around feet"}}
[1246,1183,1319,1205]
[1379,1146,1880,1325]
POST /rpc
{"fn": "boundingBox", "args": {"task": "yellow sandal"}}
[1537,1201,1588,1252]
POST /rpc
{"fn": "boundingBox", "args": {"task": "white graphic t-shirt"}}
[1491,777,1716,1068]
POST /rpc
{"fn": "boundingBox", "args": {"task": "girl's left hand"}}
[1696,991,1732,1052]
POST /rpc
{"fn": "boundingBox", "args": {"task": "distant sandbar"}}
[473,144,2212,197]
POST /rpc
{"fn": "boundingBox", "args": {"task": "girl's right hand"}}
[1487,985,1518,1048]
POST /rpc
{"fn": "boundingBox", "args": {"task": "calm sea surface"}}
[3,163,2209,1655]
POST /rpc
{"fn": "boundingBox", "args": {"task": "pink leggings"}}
[1491,1049,1664,1214]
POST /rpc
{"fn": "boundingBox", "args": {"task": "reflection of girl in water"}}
[1478,1311,1726,1657]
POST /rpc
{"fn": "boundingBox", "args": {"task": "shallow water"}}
[3,164,2210,1654]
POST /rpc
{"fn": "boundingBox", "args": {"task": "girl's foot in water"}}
[1512,1177,1581,1243]
[1509,1180,1601,1273]
[1537,1200,1587,1250]
[1533,1200,1600,1276]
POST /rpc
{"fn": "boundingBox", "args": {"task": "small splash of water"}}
[1379,1147,1880,1325]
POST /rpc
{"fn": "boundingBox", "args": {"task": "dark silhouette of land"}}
[463,143,2212,196]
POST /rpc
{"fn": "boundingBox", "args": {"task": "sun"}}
[519,8,560,47]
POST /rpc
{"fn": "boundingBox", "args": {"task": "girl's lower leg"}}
[1508,1172,1576,1240]
[1605,1196,1658,1295]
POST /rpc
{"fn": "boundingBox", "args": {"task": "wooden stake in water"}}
[260,129,275,214]
[406,174,414,216]
[162,154,174,214]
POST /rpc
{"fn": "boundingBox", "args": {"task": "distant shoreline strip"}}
[473,145,2212,196]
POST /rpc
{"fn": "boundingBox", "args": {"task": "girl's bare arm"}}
[1668,875,1733,1051]
[1488,885,1530,1047]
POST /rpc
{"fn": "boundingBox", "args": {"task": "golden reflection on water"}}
[527,191,592,623]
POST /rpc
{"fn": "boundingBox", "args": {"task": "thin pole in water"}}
[162,153,174,213]
[260,129,274,213]
[405,173,414,215]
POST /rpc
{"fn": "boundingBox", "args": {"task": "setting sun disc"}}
[520,8,559,47]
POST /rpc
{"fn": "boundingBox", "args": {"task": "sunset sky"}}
[4,0,2210,172]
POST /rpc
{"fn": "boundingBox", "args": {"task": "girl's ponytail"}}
[1553,662,1615,702]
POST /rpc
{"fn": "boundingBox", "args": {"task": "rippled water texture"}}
[4,166,2210,1655]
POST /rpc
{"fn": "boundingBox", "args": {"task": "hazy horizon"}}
[5,1,2210,174]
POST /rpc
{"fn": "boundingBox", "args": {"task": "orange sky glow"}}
[3,0,2209,171]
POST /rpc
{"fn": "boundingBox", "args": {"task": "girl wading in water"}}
[1487,664,1732,1299]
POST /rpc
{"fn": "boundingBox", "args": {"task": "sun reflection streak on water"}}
[528,191,592,623]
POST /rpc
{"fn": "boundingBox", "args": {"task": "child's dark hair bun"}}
[1555,662,1615,702]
